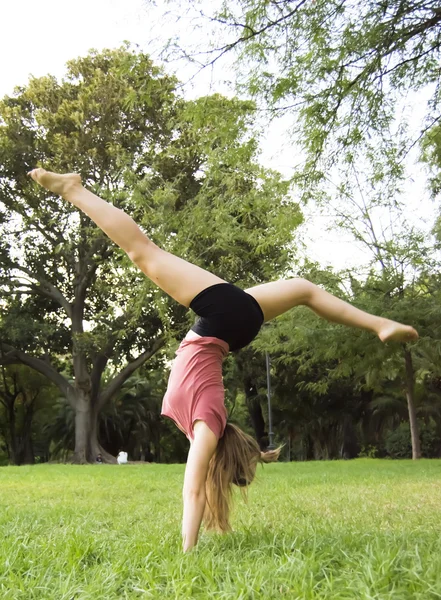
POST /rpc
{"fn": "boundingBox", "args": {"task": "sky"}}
[1,0,436,273]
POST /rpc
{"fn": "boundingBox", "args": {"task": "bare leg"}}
[28,169,225,307]
[246,278,418,343]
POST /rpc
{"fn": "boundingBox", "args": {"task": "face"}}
[232,465,255,487]
[233,474,249,487]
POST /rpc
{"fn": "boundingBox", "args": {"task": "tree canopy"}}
[1,8,440,463]
[154,0,441,193]
[0,46,302,463]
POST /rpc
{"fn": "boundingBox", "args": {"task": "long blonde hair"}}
[204,422,281,532]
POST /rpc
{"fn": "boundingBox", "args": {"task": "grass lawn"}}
[0,459,440,599]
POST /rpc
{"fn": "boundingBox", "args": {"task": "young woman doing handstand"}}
[28,169,418,551]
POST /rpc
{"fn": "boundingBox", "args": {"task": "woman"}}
[28,169,418,551]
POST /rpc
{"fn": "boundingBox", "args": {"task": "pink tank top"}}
[161,331,229,440]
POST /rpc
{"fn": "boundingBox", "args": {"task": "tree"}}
[252,254,441,460]
[0,47,303,463]
[143,0,441,458]
[154,0,441,181]
[0,47,177,463]
[249,265,365,459]
[45,369,189,463]
[421,121,441,242]
[0,363,57,464]
[327,167,441,459]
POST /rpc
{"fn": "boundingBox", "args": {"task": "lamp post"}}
[265,351,275,450]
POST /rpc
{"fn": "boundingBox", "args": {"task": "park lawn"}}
[0,460,440,600]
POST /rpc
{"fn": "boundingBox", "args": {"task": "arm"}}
[182,421,218,552]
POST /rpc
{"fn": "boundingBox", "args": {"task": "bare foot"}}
[378,319,419,343]
[27,168,82,197]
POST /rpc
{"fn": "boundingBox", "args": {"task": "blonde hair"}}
[204,422,281,532]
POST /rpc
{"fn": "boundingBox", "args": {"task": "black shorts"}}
[190,283,264,352]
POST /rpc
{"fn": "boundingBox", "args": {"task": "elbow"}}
[183,486,206,503]
[127,246,144,266]
[126,239,152,266]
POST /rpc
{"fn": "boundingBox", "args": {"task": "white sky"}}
[1,0,436,273]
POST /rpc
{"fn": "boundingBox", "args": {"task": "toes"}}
[27,168,44,181]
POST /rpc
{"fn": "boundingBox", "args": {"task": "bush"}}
[385,424,412,458]
[0,450,9,466]
[358,445,380,459]
[420,421,441,458]
[385,421,441,458]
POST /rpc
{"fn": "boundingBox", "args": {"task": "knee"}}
[127,239,159,276]
[291,277,316,305]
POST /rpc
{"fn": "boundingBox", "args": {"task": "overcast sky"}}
[1,0,435,272]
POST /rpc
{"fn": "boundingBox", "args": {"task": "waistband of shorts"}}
[184,329,230,353]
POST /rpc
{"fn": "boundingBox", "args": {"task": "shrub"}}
[385,421,441,458]
[358,445,380,459]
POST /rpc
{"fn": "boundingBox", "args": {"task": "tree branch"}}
[0,282,69,310]
[0,343,73,398]
[98,337,165,410]
[175,0,310,86]
[91,353,110,402]
[6,263,72,318]
[400,112,441,161]
[76,241,113,306]
[400,9,441,43]
[89,305,143,400]
[351,165,387,271]
[209,0,310,50]
[22,217,63,247]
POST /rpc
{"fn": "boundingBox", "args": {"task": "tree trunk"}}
[73,399,91,464]
[304,433,314,460]
[313,437,322,460]
[89,409,116,464]
[152,427,161,462]
[70,386,116,464]
[21,435,35,465]
[8,407,19,465]
[19,406,35,465]
[1,335,162,464]
[404,347,421,460]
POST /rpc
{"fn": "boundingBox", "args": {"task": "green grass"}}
[0,460,440,599]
